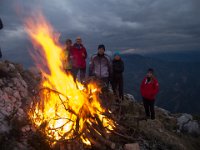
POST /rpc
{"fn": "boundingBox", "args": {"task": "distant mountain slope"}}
[123,54,200,114]
[3,49,200,114]
[145,51,200,62]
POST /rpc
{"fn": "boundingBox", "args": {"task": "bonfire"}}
[24,12,116,149]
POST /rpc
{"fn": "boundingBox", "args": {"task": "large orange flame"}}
[25,12,115,146]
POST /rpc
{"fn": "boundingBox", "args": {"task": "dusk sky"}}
[0,0,200,60]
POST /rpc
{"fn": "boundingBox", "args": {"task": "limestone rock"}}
[0,79,4,86]
[124,93,136,102]
[0,120,10,133]
[8,63,16,71]
[124,143,140,150]
[177,113,200,135]
[13,91,21,100]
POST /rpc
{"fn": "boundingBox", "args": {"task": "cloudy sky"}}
[0,0,200,64]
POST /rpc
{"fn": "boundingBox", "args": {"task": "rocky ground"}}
[0,60,200,150]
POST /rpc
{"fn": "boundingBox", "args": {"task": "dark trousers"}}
[71,67,86,82]
[143,97,155,119]
[101,77,109,90]
[112,76,124,100]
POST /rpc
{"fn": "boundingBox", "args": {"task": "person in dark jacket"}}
[140,68,159,120]
[89,44,112,88]
[0,18,3,30]
[112,51,124,101]
[71,36,87,82]
[0,18,3,58]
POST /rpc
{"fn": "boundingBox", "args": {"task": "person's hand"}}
[82,53,85,57]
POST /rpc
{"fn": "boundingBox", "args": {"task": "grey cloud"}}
[0,0,200,60]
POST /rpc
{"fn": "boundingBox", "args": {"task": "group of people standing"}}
[62,37,125,101]
[63,36,159,120]
[63,37,87,82]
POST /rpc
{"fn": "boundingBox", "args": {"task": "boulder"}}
[124,93,136,102]
[177,113,193,127]
[177,113,200,135]
[8,63,16,71]
[182,120,200,135]
[0,79,4,86]
[13,91,21,100]
[0,120,10,133]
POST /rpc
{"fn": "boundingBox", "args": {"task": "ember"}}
[24,12,116,149]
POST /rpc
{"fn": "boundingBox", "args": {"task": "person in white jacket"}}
[89,44,112,88]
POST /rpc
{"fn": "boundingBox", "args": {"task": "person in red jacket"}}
[140,68,159,120]
[71,36,87,82]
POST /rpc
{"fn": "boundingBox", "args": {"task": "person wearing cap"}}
[71,36,87,82]
[140,68,159,120]
[89,44,112,88]
[112,51,124,101]
[62,39,73,72]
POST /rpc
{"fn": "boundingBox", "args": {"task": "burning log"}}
[84,131,107,150]
[86,123,116,149]
[108,129,137,142]
[94,114,110,139]
[29,85,117,148]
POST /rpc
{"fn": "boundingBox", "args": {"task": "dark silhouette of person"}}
[112,51,124,102]
[0,18,3,29]
[0,18,3,58]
